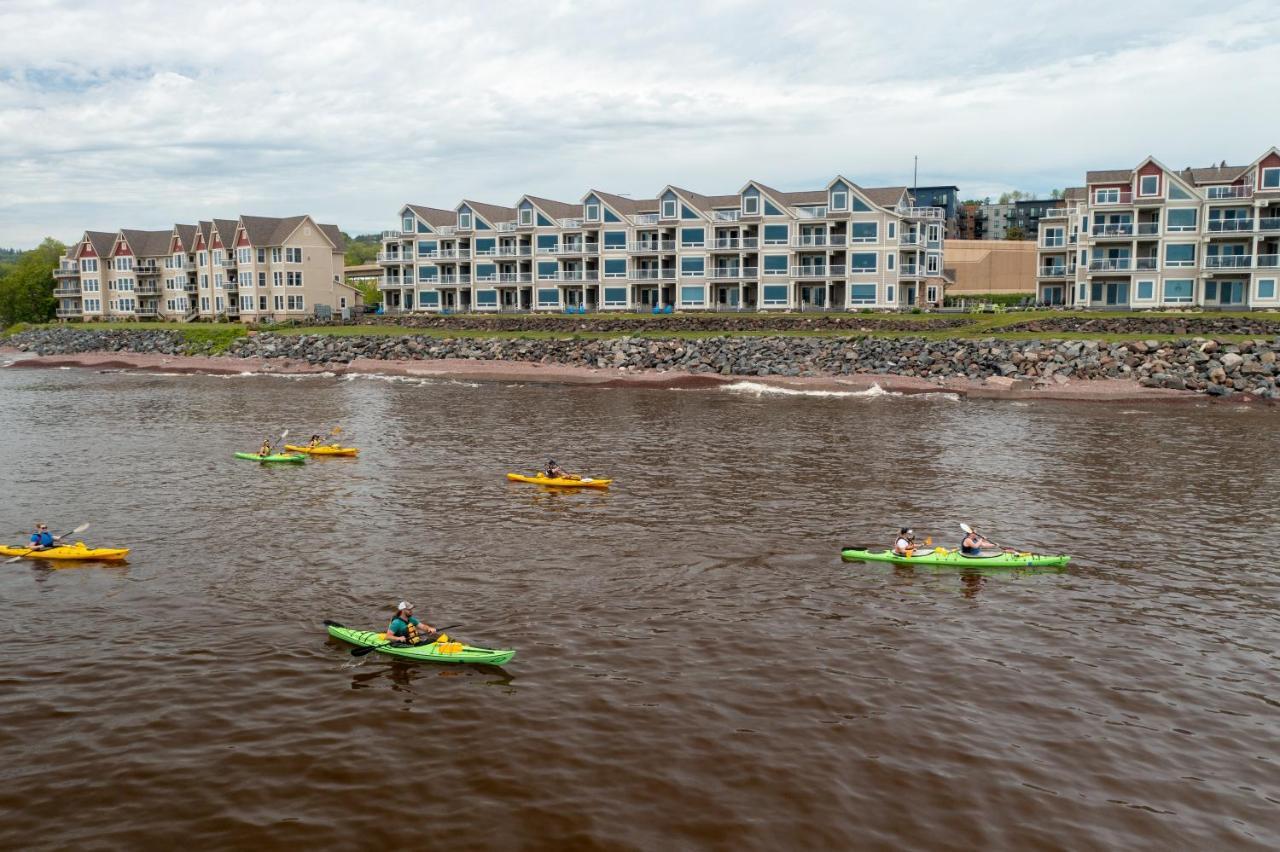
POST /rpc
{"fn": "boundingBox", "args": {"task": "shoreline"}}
[1,348,1235,403]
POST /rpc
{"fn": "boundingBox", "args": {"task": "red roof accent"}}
[194,235,205,250]
[115,243,133,257]
[211,236,223,249]
[82,242,97,257]
[236,232,250,247]
[172,237,183,252]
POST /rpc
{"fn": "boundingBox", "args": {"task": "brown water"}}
[0,362,1277,850]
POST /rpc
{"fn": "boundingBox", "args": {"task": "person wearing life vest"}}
[544,459,573,479]
[893,528,916,557]
[29,523,54,551]
[308,434,322,449]
[961,529,996,556]
[387,601,437,645]
[259,438,273,457]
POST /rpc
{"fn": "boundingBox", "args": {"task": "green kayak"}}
[841,547,1070,569]
[326,624,515,666]
[235,452,307,464]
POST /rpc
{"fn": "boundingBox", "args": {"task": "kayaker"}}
[545,459,571,479]
[28,523,54,551]
[308,434,322,449]
[960,529,997,556]
[259,438,273,457]
[893,528,916,557]
[387,601,438,646]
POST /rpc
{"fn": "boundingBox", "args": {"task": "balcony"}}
[219,257,236,270]
[794,207,829,219]
[438,275,472,285]
[496,245,532,257]
[792,236,845,248]
[1136,222,1160,237]
[497,272,533,283]
[1206,185,1252,200]
[381,229,406,239]
[1038,265,1068,278]
[1042,207,1070,220]
[1256,254,1279,268]
[496,222,517,233]
[55,307,83,318]
[791,266,846,278]
[1089,258,1133,271]
[633,269,676,280]
[559,243,587,255]
[1092,190,1133,205]
[900,232,924,247]
[1259,217,1280,232]
[1091,223,1134,238]
[377,251,415,263]
[435,249,461,259]
[558,217,583,229]
[53,285,82,297]
[1135,257,1158,271]
[137,303,158,317]
[629,240,676,253]
[712,210,741,222]
[710,268,744,279]
[633,213,660,225]
[1203,255,1252,269]
[136,282,160,295]
[436,226,456,236]
[1207,219,1254,233]
[900,264,918,276]
[54,266,80,279]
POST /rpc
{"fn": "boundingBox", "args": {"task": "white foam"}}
[719,381,902,399]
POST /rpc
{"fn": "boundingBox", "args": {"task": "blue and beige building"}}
[53,215,359,322]
[1036,147,1280,308]
[379,179,950,313]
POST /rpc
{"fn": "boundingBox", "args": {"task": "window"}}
[1168,182,1193,200]
[603,231,626,249]
[1167,208,1197,232]
[459,211,472,229]
[81,258,98,272]
[762,285,788,306]
[1165,244,1195,266]
[1137,280,1154,300]
[237,248,250,263]
[681,204,699,220]
[1258,279,1277,300]
[520,207,533,226]
[273,295,284,310]
[285,247,302,263]
[1095,188,1120,204]
[287,271,304,286]
[1139,175,1159,196]
[476,290,497,307]
[886,285,895,303]
[680,256,705,276]
[537,288,559,306]
[585,202,600,221]
[257,248,265,263]
[851,222,878,243]
[271,248,281,263]
[604,259,627,278]
[662,198,677,219]
[403,216,414,233]
[831,190,847,210]
[850,252,877,272]
[887,222,896,240]
[887,255,895,271]
[273,271,283,287]
[926,285,938,302]
[927,224,941,243]
[743,195,759,216]
[1078,283,1087,301]
[1163,279,1193,303]
[926,255,940,274]
[215,274,223,289]
[680,228,705,247]
[258,295,268,310]
[419,290,439,307]
[763,225,789,245]
[537,261,558,280]
[680,285,705,305]
[286,294,303,310]
[1263,168,1280,189]
[763,255,788,275]
[603,287,627,306]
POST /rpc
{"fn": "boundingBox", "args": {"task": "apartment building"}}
[54,214,358,322]
[379,178,948,313]
[1035,147,1280,308]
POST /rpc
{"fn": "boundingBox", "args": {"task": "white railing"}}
[898,206,945,219]
[711,238,742,249]
[1203,255,1252,269]
[498,272,533,283]
[1135,257,1158,270]
[536,245,558,254]
[792,236,834,247]
[56,307,83,317]
[632,213,659,225]
[558,217,583,228]
[54,266,80,277]
[900,232,923,246]
[790,265,846,277]
[1091,223,1135,237]
[1207,219,1254,232]
[381,230,403,239]
[1038,265,1068,277]
[438,275,472,284]
[560,271,587,281]
[1258,217,1280,232]
[1089,258,1132,271]
[475,248,497,257]
[794,207,828,219]
[436,226,456,236]
[629,241,676,252]
[1206,185,1252,200]
[559,243,586,254]
[1092,190,1134,205]
[436,249,461,259]
[496,222,517,232]
[1136,223,1160,236]
[1256,254,1279,268]
[53,286,81,296]
[633,269,676,280]
[377,251,414,262]
[496,245,532,256]
[1041,207,1070,219]
[712,210,741,221]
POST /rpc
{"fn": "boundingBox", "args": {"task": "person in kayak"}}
[308,434,322,449]
[893,528,916,557]
[29,523,54,551]
[259,437,273,457]
[387,601,438,646]
[960,529,998,556]
[544,459,576,480]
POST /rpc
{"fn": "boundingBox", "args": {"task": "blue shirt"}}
[30,531,53,547]
[388,615,420,637]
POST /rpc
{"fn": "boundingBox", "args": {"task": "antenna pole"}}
[913,155,918,191]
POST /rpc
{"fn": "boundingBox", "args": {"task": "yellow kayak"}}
[0,541,130,562]
[285,444,359,457]
[506,472,611,489]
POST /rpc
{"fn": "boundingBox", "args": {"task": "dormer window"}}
[520,208,533,226]
[1139,175,1158,197]
[459,211,472,230]
[661,199,677,219]
[585,202,600,221]
[403,216,414,233]
[743,195,759,216]
[831,190,848,211]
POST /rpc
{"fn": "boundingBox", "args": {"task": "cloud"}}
[0,0,1277,246]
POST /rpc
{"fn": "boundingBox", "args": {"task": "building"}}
[910,185,961,238]
[943,240,1037,297]
[1036,148,1280,308]
[379,178,948,313]
[957,203,985,240]
[1012,199,1057,239]
[54,215,360,322]
[982,203,1016,240]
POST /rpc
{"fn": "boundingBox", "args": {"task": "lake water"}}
[0,362,1277,850]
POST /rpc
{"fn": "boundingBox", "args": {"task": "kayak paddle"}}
[5,523,91,563]
[350,624,460,654]
[960,523,1018,554]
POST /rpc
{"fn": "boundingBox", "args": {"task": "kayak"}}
[841,547,1070,568]
[506,472,611,488]
[326,624,515,666]
[0,541,130,562]
[285,444,359,457]
[234,452,307,463]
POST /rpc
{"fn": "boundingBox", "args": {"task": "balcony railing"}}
[496,222,517,233]
[498,272,533,283]
[559,243,587,254]
[1089,258,1133,271]
[1203,255,1252,269]
[136,282,160,295]
[633,269,676,280]
[136,264,162,276]
[1038,265,1068,277]
[439,275,472,285]
[712,210,741,222]
[53,285,81,296]
[900,264,918,275]
[1207,219,1254,232]
[1135,257,1158,270]
[1136,222,1160,236]
[1092,223,1134,237]
[436,226,456,236]
[377,251,414,263]
[559,271,587,282]
[898,206,945,219]
[794,207,828,219]
[629,241,676,252]
[1041,237,1066,247]
[633,213,660,225]
[496,245,532,257]
[1092,190,1133,205]
[792,236,847,247]
[1256,254,1279,268]
[55,307,83,318]
[1259,217,1280,232]
[558,218,583,228]
[54,266,80,278]
[137,303,158,317]
[900,232,924,246]
[791,265,846,277]
[1206,185,1252,200]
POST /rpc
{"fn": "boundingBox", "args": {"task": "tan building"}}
[55,214,360,323]
[943,239,1037,297]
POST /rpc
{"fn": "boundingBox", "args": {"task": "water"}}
[0,363,1277,850]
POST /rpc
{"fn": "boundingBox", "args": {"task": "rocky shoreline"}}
[5,327,1279,401]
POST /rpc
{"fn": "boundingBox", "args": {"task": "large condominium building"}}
[53,214,359,323]
[379,178,949,313]
[1036,147,1280,308]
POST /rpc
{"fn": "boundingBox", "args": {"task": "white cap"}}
[398,601,413,611]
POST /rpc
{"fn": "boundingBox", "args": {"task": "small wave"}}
[338,372,480,388]
[719,381,902,399]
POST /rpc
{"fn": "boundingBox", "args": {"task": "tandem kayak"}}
[285,444,359,457]
[841,547,1070,569]
[506,472,611,488]
[0,542,130,562]
[326,624,515,666]
[234,452,307,464]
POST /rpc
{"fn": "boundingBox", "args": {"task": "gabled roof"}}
[318,223,344,252]
[1243,146,1280,174]
[1085,169,1133,184]
[523,195,580,219]
[461,200,517,226]
[1180,165,1248,185]
[588,190,656,215]
[83,231,116,259]
[668,186,737,213]
[862,186,909,208]
[239,214,307,247]
[119,228,173,258]
[1062,187,1086,202]
[173,224,196,251]
[210,218,238,247]
[740,180,796,213]
[405,204,456,229]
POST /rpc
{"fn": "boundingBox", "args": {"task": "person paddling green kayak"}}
[387,600,438,646]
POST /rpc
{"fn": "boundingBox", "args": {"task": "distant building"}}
[983,203,1016,240]
[910,185,961,238]
[1012,199,1058,239]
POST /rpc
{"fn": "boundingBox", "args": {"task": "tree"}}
[1050,188,1063,199]
[351,279,381,306]
[0,238,65,328]
[342,232,381,266]
[1005,226,1027,241]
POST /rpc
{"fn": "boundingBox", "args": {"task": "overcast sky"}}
[1,0,1277,247]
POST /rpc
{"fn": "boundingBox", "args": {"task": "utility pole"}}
[913,155,918,192]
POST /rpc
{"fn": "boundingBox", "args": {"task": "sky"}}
[1,0,1278,248]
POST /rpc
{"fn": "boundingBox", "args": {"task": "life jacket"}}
[32,532,53,547]
[961,536,981,556]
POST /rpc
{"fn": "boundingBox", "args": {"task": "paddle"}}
[325,620,461,657]
[6,523,91,563]
[959,523,1017,554]
[258,429,289,459]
